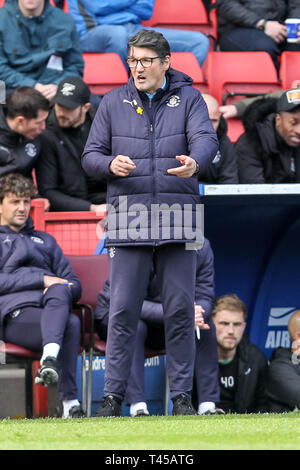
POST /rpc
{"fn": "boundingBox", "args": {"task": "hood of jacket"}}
[0,105,21,146]
[241,97,288,155]
[217,115,228,141]
[0,215,34,236]
[126,67,194,101]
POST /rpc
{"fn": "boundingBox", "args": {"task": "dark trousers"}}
[193,317,219,405]
[219,27,300,75]
[124,317,219,406]
[4,285,80,401]
[105,244,197,401]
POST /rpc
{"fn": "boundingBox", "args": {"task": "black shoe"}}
[35,356,58,387]
[67,405,86,418]
[95,395,122,417]
[172,394,197,416]
[203,407,225,415]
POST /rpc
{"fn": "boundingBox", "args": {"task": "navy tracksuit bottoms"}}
[3,284,80,401]
[105,244,197,401]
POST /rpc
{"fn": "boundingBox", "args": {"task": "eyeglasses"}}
[126,56,162,68]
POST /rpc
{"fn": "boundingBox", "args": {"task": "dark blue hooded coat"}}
[82,68,218,246]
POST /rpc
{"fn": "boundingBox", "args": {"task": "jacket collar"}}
[0,216,34,235]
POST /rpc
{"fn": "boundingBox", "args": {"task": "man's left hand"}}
[167,155,198,178]
[195,304,210,330]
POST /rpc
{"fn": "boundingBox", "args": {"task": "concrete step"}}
[0,367,26,418]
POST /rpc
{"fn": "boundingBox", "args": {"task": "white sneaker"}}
[131,408,150,417]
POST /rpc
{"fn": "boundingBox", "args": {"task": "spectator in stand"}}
[220,80,300,120]
[236,89,300,183]
[199,93,238,184]
[0,173,84,418]
[36,77,107,212]
[216,0,300,75]
[67,0,210,68]
[212,294,269,413]
[0,86,51,210]
[267,309,300,412]
[0,0,84,101]
[95,238,224,417]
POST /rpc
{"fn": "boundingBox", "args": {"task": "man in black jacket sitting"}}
[199,93,238,184]
[236,89,300,183]
[36,77,107,212]
[212,294,269,413]
[267,309,300,412]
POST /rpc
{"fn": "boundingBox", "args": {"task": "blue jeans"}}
[80,22,209,67]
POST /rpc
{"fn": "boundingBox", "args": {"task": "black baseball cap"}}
[52,77,91,109]
[277,88,300,113]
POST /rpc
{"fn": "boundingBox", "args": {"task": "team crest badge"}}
[166,95,181,107]
[30,236,44,244]
[25,143,37,158]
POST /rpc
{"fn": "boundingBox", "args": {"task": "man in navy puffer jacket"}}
[0,173,84,418]
[82,29,218,417]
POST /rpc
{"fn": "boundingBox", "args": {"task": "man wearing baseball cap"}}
[236,88,300,183]
[35,77,107,212]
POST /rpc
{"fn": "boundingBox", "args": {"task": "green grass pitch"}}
[0,412,300,450]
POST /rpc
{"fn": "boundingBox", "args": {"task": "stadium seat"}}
[226,118,245,144]
[142,0,217,48]
[170,52,208,92]
[67,254,110,417]
[280,51,300,90]
[0,343,41,418]
[83,52,128,95]
[207,51,282,105]
[30,199,106,256]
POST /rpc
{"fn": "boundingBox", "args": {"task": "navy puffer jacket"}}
[0,218,81,340]
[82,68,218,246]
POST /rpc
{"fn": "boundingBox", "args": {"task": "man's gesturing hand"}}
[110,155,136,176]
[167,155,198,178]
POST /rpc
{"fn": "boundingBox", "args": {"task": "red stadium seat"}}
[142,0,217,48]
[280,51,300,90]
[67,254,110,416]
[226,118,245,144]
[30,199,106,256]
[170,52,208,92]
[83,52,128,95]
[207,51,282,105]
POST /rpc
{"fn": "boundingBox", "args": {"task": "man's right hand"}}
[109,155,136,177]
[264,21,287,43]
[34,83,58,100]
[220,105,238,119]
[43,275,68,293]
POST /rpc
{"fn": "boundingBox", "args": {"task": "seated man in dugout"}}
[0,173,84,418]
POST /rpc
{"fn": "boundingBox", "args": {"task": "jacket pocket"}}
[47,36,72,56]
